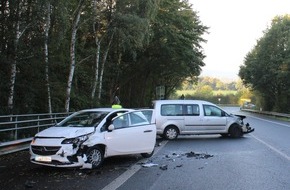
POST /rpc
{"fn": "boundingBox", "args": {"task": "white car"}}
[30,108,156,169]
[153,100,254,140]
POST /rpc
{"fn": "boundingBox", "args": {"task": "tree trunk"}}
[91,0,101,106]
[98,31,115,101]
[8,2,21,114]
[44,1,52,114]
[65,0,85,112]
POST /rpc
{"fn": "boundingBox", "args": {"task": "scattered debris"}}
[185,151,213,159]
[159,165,168,170]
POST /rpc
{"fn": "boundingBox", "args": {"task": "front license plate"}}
[35,156,52,162]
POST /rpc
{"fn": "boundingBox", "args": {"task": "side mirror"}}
[108,124,115,132]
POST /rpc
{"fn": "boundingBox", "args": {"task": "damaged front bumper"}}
[30,144,92,169]
[234,114,254,134]
[242,123,255,134]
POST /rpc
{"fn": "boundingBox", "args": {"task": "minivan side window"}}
[203,105,223,117]
[184,104,200,116]
[161,104,183,116]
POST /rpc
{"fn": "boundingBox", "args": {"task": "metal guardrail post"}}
[37,115,40,133]
[15,116,18,140]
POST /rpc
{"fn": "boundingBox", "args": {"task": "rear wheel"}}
[86,146,104,168]
[163,126,179,140]
[229,124,243,138]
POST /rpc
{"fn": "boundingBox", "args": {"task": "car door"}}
[104,110,156,156]
[202,104,227,131]
[183,104,205,132]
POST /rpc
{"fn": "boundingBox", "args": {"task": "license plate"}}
[35,156,52,162]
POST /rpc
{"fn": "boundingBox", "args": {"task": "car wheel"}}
[141,148,155,158]
[229,124,243,138]
[163,126,178,140]
[86,146,104,168]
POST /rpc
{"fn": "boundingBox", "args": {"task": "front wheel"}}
[163,126,179,140]
[141,148,155,158]
[86,146,104,168]
[229,124,243,138]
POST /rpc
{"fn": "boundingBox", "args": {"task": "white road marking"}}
[250,133,290,161]
[101,140,168,190]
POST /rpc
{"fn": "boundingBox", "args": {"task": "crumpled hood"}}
[35,127,94,138]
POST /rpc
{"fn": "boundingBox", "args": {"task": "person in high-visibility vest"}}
[112,96,122,108]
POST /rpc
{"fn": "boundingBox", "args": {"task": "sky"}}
[189,0,290,80]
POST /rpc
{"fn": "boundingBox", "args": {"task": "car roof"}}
[153,99,215,105]
[76,108,132,113]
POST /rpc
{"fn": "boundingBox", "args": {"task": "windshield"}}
[60,111,109,127]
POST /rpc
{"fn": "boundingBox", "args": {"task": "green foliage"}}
[0,0,208,114]
[239,15,290,113]
[174,77,254,105]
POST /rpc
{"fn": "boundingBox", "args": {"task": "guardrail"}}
[241,108,290,119]
[0,112,72,155]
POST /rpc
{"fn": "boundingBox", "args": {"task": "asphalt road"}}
[1,108,290,190]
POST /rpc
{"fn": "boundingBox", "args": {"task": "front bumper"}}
[242,123,255,134]
[30,144,91,168]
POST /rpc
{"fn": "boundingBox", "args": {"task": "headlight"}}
[237,118,244,125]
[61,135,88,144]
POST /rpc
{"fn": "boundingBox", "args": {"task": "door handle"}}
[144,130,152,133]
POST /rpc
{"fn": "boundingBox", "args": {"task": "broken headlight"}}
[237,117,244,125]
[61,135,89,145]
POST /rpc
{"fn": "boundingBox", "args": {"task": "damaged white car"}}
[30,108,156,169]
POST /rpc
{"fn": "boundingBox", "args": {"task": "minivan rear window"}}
[160,104,200,116]
[161,104,183,116]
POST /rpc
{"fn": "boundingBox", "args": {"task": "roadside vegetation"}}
[239,15,290,113]
[0,0,208,114]
[171,77,253,106]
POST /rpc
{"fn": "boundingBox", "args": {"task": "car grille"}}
[31,145,61,156]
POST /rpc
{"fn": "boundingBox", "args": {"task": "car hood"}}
[35,127,94,138]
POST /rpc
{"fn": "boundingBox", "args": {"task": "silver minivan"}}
[153,100,254,140]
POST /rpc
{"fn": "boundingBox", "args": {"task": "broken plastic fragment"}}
[142,163,158,168]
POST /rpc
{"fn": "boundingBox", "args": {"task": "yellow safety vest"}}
[112,104,122,109]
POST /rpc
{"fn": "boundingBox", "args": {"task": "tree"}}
[65,0,85,112]
[239,15,290,112]
[43,1,52,113]
[0,0,208,114]
[121,0,208,105]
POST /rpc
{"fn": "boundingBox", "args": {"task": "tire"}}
[163,126,179,140]
[86,146,104,168]
[141,148,155,158]
[229,124,243,138]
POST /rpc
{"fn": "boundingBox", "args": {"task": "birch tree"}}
[7,1,30,113]
[90,0,102,106]
[65,0,85,112]
[44,1,52,114]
